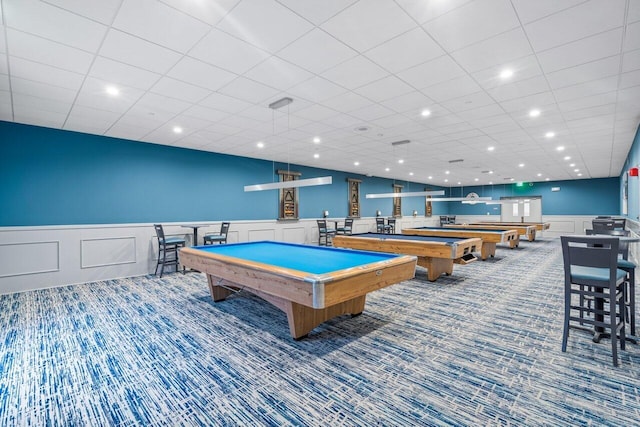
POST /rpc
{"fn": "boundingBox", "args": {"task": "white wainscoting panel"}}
[282,227,306,244]
[81,237,136,269]
[0,241,60,277]
[248,228,276,241]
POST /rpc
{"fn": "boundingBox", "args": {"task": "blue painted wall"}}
[620,124,640,221]
[448,178,620,216]
[0,121,447,226]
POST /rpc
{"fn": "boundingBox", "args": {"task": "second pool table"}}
[179,241,417,339]
[333,233,481,282]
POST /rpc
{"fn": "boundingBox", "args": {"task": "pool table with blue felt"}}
[179,241,417,339]
[333,233,481,282]
[401,226,519,260]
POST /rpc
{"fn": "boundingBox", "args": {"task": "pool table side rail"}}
[333,234,482,260]
[401,227,518,244]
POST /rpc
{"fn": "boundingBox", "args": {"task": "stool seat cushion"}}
[617,259,636,270]
[164,237,186,245]
[570,265,627,282]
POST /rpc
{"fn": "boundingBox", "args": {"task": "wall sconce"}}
[376,210,381,217]
[323,210,329,218]
[412,210,417,217]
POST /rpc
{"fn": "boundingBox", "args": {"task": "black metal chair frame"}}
[203,222,230,245]
[153,224,186,278]
[317,220,336,246]
[561,235,627,366]
[336,218,353,235]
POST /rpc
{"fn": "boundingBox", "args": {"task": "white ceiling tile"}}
[188,29,270,75]
[113,0,210,52]
[75,77,145,114]
[546,56,620,90]
[420,75,482,103]
[4,0,107,51]
[292,104,339,122]
[354,76,414,103]
[216,0,313,53]
[511,0,587,24]
[395,0,475,24]
[381,91,435,115]
[287,77,348,103]
[364,27,445,74]
[45,0,122,25]
[12,92,71,115]
[9,56,84,90]
[243,56,313,91]
[322,91,373,113]
[198,92,252,114]
[630,0,640,23]
[348,104,395,122]
[276,29,357,74]
[524,1,626,52]
[552,76,618,102]
[537,29,624,73]
[619,69,640,89]
[396,55,465,90]
[622,49,640,73]
[167,57,237,91]
[100,30,182,74]
[451,28,533,73]
[624,21,640,52]
[159,0,241,26]
[10,77,77,104]
[64,104,120,134]
[277,0,358,25]
[132,92,192,117]
[321,55,388,90]
[90,56,161,91]
[487,75,551,102]
[499,91,556,113]
[151,77,212,103]
[182,105,229,123]
[218,77,281,104]
[321,1,416,53]
[13,107,67,128]
[473,55,543,90]
[423,0,520,51]
[7,29,94,74]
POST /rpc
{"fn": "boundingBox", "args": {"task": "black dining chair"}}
[203,222,230,245]
[386,218,396,234]
[153,224,186,278]
[561,235,627,366]
[376,217,387,233]
[592,219,615,233]
[336,218,353,235]
[317,220,336,246]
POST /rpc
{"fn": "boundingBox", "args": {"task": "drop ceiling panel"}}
[189,29,270,75]
[99,30,182,74]
[276,29,357,75]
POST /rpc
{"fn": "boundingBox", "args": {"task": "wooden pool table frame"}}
[333,233,481,282]
[475,221,550,232]
[179,243,416,339]
[445,223,538,241]
[401,227,519,260]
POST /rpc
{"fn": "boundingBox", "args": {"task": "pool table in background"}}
[445,223,538,242]
[401,226,519,260]
[475,221,550,232]
[179,241,417,339]
[333,233,481,282]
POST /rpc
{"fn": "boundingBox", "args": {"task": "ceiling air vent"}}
[448,159,464,163]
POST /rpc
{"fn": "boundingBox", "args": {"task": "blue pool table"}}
[179,241,417,339]
[333,233,481,281]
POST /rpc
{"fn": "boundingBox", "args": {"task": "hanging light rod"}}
[365,190,445,199]
[269,97,293,110]
[391,139,411,146]
[244,176,332,192]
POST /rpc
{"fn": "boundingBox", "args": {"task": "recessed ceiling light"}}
[474,178,479,181]
[444,179,449,183]
[569,163,575,167]
[489,171,494,174]
[398,159,404,164]
[574,168,579,172]
[421,109,431,117]
[313,137,321,143]
[489,181,493,184]
[488,146,495,151]
[385,167,390,172]
[457,181,461,185]
[577,173,583,177]
[537,173,542,177]
[529,109,541,117]
[564,156,571,160]
[428,176,433,180]
[354,161,360,166]
[173,126,183,134]
[545,178,550,181]
[556,146,565,151]
[105,86,120,96]
[313,153,319,159]
[518,163,524,168]
[409,172,414,176]
[499,69,514,79]
[510,178,515,181]
[445,170,450,174]
[256,141,264,148]
[545,131,555,138]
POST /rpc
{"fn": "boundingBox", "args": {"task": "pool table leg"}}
[509,238,519,248]
[480,243,496,260]
[417,257,453,281]
[527,230,536,241]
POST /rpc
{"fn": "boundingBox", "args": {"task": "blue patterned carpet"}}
[1,237,639,426]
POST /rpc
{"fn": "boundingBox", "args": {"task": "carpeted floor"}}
[0,237,639,426]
